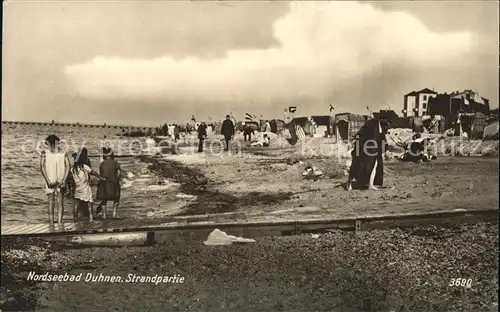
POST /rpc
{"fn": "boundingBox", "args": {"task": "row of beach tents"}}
[159,113,498,141]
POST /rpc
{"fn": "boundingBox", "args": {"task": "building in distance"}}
[402,88,438,118]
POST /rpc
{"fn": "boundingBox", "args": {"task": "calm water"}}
[1,124,194,225]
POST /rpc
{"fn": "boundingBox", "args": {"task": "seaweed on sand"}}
[139,156,293,215]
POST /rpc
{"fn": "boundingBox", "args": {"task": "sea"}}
[1,123,195,226]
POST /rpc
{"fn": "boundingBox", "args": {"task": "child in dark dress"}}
[96,148,122,219]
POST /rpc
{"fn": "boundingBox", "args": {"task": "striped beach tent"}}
[296,125,307,140]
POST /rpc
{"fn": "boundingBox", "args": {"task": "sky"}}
[2,1,498,126]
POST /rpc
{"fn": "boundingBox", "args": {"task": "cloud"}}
[64,1,476,117]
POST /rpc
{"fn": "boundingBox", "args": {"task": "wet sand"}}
[1,222,498,312]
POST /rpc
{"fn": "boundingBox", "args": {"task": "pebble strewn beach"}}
[1,222,498,312]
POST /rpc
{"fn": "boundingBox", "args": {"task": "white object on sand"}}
[203,229,256,246]
[302,166,323,178]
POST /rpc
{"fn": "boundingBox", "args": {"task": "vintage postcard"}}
[1,1,498,311]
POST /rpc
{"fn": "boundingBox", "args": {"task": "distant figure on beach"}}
[263,134,270,147]
[197,122,207,152]
[265,121,271,132]
[243,124,255,142]
[96,148,122,219]
[72,151,105,222]
[346,116,389,191]
[174,124,180,142]
[40,135,71,225]
[250,134,271,147]
[221,114,235,151]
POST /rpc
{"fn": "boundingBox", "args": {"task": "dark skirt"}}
[97,180,121,201]
[349,148,384,189]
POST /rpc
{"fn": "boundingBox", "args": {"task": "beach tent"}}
[206,125,213,136]
[240,121,259,132]
[483,121,499,140]
[311,115,334,136]
[290,117,315,136]
[334,113,367,141]
[269,119,286,133]
[248,121,260,131]
[213,121,223,134]
[288,122,307,143]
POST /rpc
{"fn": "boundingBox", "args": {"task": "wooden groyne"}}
[2,120,155,133]
[1,209,497,243]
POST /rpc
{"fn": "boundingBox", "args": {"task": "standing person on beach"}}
[72,152,105,222]
[197,122,207,152]
[174,124,180,142]
[243,124,255,142]
[40,135,71,225]
[96,148,122,219]
[65,152,78,198]
[221,114,235,151]
[80,147,92,168]
[346,116,389,191]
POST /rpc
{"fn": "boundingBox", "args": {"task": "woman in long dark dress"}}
[96,148,121,219]
[346,117,389,190]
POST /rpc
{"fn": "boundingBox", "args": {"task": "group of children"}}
[40,135,122,225]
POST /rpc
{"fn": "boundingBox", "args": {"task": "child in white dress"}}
[72,152,105,222]
[40,135,70,226]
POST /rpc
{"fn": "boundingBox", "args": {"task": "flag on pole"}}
[288,106,297,113]
[245,113,254,122]
[473,91,484,105]
[462,96,470,105]
[191,115,196,122]
[366,106,369,111]
[329,104,334,112]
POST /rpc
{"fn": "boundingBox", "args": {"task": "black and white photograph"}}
[1,1,499,311]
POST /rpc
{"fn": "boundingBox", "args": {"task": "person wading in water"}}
[346,115,389,191]
[96,148,122,219]
[221,114,235,151]
[72,151,105,222]
[40,135,71,226]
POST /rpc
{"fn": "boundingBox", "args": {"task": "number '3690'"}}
[449,278,472,288]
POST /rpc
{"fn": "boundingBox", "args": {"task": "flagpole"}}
[449,95,451,116]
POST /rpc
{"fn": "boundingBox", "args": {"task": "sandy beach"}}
[140,136,499,223]
[2,136,498,312]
